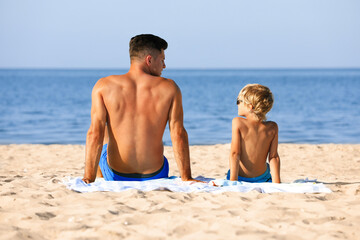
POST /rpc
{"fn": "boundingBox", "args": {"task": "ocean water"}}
[0,69,359,145]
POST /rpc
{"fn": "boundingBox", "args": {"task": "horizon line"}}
[1,67,360,71]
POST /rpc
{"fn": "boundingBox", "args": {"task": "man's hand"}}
[182,178,206,183]
[82,178,92,184]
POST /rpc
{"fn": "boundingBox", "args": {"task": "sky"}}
[0,0,359,69]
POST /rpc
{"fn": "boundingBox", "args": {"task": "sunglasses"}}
[236,99,244,105]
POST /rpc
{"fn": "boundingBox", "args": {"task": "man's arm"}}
[168,83,194,181]
[83,81,107,183]
[268,122,281,183]
[229,118,241,181]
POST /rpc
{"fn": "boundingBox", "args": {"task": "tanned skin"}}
[229,97,281,183]
[83,49,198,183]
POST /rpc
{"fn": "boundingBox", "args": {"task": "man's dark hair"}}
[129,34,168,60]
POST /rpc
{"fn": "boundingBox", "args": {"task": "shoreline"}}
[2,142,360,146]
[1,143,359,239]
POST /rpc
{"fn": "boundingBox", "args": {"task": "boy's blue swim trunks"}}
[226,163,272,183]
[99,144,169,181]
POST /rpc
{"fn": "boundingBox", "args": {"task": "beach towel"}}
[62,176,331,194]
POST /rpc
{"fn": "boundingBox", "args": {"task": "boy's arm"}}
[83,81,107,183]
[268,122,281,183]
[229,118,241,181]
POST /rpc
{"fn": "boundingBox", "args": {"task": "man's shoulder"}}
[156,77,180,93]
[94,74,129,88]
[158,76,177,85]
[99,74,128,83]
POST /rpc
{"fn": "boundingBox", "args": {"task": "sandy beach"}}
[0,143,359,239]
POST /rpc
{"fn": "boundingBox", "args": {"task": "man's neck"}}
[129,60,151,75]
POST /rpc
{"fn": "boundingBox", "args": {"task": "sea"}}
[0,68,359,145]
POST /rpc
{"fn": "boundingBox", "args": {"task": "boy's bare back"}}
[232,117,278,178]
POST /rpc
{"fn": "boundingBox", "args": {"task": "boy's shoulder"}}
[232,117,250,131]
[264,120,278,127]
[232,116,246,124]
[263,120,279,132]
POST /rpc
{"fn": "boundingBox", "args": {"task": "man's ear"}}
[145,55,152,66]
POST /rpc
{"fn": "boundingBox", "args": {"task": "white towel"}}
[62,176,332,194]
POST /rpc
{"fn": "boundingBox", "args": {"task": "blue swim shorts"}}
[99,144,169,181]
[226,163,272,183]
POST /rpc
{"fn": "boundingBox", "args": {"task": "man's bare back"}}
[97,73,177,174]
[83,34,197,183]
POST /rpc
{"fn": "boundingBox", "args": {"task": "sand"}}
[0,144,359,240]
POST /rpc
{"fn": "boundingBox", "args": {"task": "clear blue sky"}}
[1,0,359,69]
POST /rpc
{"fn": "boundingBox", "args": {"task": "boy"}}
[228,84,281,183]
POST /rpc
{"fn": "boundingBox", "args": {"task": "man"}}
[82,34,197,183]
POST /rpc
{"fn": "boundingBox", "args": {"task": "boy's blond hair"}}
[238,84,274,121]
